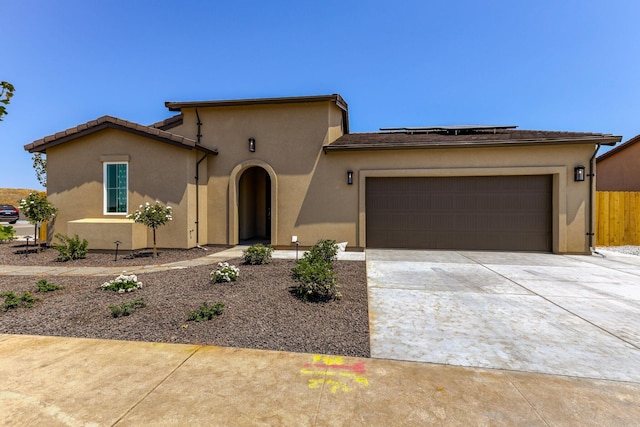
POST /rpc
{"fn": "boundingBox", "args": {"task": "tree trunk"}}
[152,227,157,258]
[33,223,40,253]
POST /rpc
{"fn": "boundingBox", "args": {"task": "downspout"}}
[588,143,601,255]
[195,108,203,143]
[194,108,206,249]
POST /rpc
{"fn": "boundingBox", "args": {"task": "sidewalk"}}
[0,246,365,276]
[2,334,639,426]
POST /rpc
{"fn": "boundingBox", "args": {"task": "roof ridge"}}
[24,115,211,154]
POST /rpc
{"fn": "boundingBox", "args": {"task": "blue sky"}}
[3,0,639,189]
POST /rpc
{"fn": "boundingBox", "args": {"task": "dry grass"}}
[0,188,43,205]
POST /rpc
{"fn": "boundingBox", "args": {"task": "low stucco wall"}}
[67,218,147,251]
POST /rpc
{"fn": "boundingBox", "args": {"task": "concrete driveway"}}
[366,249,640,382]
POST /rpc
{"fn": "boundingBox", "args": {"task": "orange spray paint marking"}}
[303,361,367,374]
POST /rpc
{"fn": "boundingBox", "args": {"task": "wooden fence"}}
[596,191,640,246]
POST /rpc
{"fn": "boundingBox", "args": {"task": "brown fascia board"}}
[24,116,218,155]
[165,94,348,112]
[596,134,640,162]
[323,134,622,153]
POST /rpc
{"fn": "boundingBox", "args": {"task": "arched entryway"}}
[238,166,271,242]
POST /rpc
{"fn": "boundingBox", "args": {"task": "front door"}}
[239,167,271,241]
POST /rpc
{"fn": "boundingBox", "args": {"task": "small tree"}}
[127,201,172,258]
[0,81,15,121]
[32,153,47,188]
[19,192,57,251]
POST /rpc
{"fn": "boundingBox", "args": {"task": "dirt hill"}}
[0,188,43,205]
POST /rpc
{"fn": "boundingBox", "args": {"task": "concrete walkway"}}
[2,334,640,426]
[0,246,365,277]
[367,249,640,382]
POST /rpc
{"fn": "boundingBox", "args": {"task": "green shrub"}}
[0,225,16,243]
[242,243,274,265]
[187,302,225,322]
[306,239,338,265]
[109,298,145,318]
[211,262,239,283]
[52,233,88,261]
[36,279,64,292]
[291,239,341,302]
[291,258,340,302]
[1,291,37,310]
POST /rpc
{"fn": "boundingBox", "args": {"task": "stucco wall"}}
[42,99,598,254]
[597,142,640,191]
[46,129,198,250]
[294,144,594,254]
[172,99,595,254]
[177,101,342,246]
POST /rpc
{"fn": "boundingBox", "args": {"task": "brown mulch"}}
[0,241,228,266]
[0,242,370,357]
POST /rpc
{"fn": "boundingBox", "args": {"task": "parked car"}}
[0,204,19,224]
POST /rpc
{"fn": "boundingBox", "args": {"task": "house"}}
[596,134,640,191]
[24,94,621,254]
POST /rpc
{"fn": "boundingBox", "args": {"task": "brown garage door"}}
[366,175,552,251]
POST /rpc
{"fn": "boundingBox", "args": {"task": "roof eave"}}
[24,120,199,154]
[196,145,218,156]
[165,94,348,112]
[324,136,622,153]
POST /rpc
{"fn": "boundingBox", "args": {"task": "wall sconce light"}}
[574,165,586,182]
[347,170,353,185]
[248,138,256,152]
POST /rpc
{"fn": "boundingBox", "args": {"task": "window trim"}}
[103,162,129,215]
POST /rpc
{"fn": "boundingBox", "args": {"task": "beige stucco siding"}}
[177,101,342,246]
[46,129,198,250]
[170,99,595,253]
[297,144,594,254]
[38,97,600,254]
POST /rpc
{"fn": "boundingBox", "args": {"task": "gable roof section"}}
[24,115,217,155]
[165,93,350,133]
[324,129,621,152]
[150,113,183,131]
[596,134,640,162]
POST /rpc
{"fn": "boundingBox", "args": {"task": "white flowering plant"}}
[127,201,172,258]
[101,273,143,293]
[211,262,239,283]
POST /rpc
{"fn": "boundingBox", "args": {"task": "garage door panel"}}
[366,175,552,251]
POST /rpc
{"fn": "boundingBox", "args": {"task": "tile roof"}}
[596,133,640,162]
[150,114,183,130]
[325,129,621,152]
[24,115,217,155]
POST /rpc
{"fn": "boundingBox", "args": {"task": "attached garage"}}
[366,175,552,251]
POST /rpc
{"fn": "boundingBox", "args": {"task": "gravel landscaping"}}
[0,242,370,357]
[0,241,229,266]
[597,246,640,256]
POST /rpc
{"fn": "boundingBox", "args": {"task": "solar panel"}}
[379,125,518,135]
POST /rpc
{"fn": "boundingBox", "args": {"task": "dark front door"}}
[239,167,271,241]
